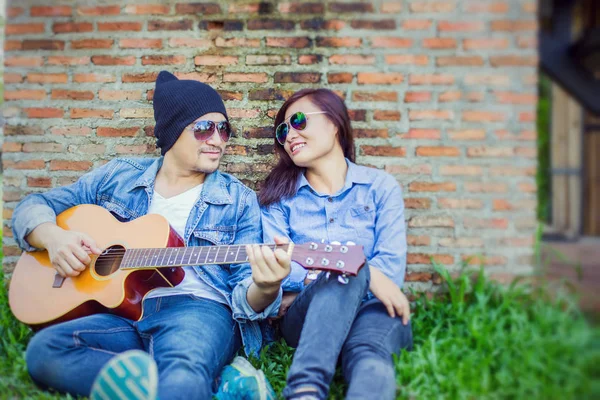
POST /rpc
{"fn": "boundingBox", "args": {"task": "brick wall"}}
[1,0,539,290]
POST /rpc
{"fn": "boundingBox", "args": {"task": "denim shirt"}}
[12,157,281,356]
[261,159,407,294]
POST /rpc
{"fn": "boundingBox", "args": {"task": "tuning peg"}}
[345,241,356,246]
[325,271,331,280]
[337,274,349,285]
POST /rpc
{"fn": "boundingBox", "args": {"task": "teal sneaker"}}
[90,350,158,400]
[215,356,276,400]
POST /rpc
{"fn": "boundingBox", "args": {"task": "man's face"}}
[167,112,229,174]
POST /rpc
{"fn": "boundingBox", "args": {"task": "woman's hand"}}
[369,266,410,325]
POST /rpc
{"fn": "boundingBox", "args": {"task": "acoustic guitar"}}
[8,204,366,329]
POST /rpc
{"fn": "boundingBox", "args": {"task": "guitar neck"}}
[119,244,289,270]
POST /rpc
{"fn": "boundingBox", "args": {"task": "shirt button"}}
[329,218,334,223]
[364,206,370,211]
[327,197,333,203]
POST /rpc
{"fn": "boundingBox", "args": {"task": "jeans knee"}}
[26,331,60,384]
[160,361,212,400]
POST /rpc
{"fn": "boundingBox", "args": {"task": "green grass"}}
[1,257,598,399]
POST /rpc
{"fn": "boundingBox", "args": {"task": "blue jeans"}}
[280,266,413,400]
[26,295,241,400]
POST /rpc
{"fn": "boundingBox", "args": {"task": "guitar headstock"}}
[290,242,366,276]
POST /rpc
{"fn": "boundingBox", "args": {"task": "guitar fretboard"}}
[119,244,286,269]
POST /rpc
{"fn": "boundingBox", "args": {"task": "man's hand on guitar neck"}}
[245,236,291,313]
[26,222,103,278]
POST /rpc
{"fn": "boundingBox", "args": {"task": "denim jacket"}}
[12,157,281,356]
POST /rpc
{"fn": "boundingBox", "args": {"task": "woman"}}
[247,88,413,400]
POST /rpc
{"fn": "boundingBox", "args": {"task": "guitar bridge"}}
[52,274,66,288]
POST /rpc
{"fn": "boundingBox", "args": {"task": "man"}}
[11,71,290,399]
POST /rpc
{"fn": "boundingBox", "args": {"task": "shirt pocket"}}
[100,200,136,222]
[192,225,237,246]
[347,204,376,244]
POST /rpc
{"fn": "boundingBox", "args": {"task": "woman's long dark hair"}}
[258,88,355,207]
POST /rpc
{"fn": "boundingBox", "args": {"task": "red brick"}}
[329,55,375,65]
[385,165,433,175]
[317,37,362,47]
[491,20,537,31]
[98,22,142,31]
[374,110,401,121]
[465,182,508,193]
[407,235,431,246]
[515,147,537,158]
[53,22,93,34]
[357,73,404,85]
[224,73,268,83]
[438,198,483,209]
[248,19,295,30]
[439,165,483,176]
[51,90,94,101]
[329,2,373,12]
[489,165,536,176]
[31,6,72,17]
[463,218,509,229]
[466,1,509,13]
[27,177,52,188]
[98,90,141,101]
[495,92,537,104]
[5,57,43,67]
[437,56,484,66]
[266,37,311,48]
[467,146,513,157]
[68,144,107,154]
[92,56,136,66]
[371,37,412,48]
[3,160,45,170]
[491,55,538,67]
[249,89,294,101]
[386,55,428,65]
[228,109,261,119]
[400,129,440,139]
[24,108,64,118]
[125,4,170,14]
[439,237,484,247]
[464,75,510,86]
[275,72,321,83]
[299,55,323,65]
[246,55,291,65]
[439,21,484,31]
[175,3,222,14]
[402,20,432,30]
[463,38,509,50]
[51,127,93,136]
[404,198,432,209]
[410,74,453,85]
[408,253,454,265]
[494,130,536,141]
[409,182,456,192]
[300,19,346,30]
[7,7,24,18]
[47,56,91,65]
[74,73,116,83]
[216,37,261,47]
[115,145,155,155]
[409,110,453,120]
[360,146,405,157]
[278,2,324,13]
[5,40,22,51]
[22,40,65,51]
[351,20,396,30]
[71,39,114,49]
[448,129,486,140]
[519,111,535,122]
[77,6,121,15]
[416,147,460,157]
[410,2,455,12]
[353,129,389,138]
[408,216,454,227]
[195,55,238,65]
[149,20,194,31]
[5,90,46,101]
[27,73,68,84]
[120,39,162,49]
[382,2,403,12]
[4,125,44,136]
[23,142,64,153]
[423,38,456,49]
[352,91,397,102]
[120,108,154,119]
[49,161,93,171]
[6,23,45,35]
[97,127,139,137]
[462,111,506,122]
[70,109,114,119]
[169,38,213,48]
[517,36,537,49]
[405,91,431,102]
[3,142,22,152]
[4,73,23,83]
[174,72,217,83]
[122,73,158,83]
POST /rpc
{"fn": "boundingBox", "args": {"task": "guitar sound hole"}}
[94,245,125,277]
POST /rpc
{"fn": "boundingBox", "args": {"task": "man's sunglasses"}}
[190,120,233,142]
[275,111,327,145]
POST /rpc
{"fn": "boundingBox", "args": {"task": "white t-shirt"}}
[144,183,227,304]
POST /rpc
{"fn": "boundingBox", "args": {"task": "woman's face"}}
[280,97,339,168]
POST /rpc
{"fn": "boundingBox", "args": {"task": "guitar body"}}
[8,204,185,329]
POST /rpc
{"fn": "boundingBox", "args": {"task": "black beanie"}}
[153,71,228,155]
